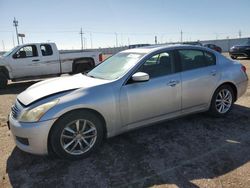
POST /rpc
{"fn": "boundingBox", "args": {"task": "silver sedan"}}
[9,45,248,159]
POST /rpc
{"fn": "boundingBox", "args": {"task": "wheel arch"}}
[215,82,238,101]
[47,108,107,154]
[72,57,95,73]
[0,66,10,79]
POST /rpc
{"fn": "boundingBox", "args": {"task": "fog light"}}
[16,136,29,146]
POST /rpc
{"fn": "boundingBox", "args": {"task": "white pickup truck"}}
[0,43,103,88]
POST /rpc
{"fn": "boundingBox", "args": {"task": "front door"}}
[120,51,181,127]
[10,44,41,78]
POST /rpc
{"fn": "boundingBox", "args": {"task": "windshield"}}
[2,47,18,57]
[87,52,145,80]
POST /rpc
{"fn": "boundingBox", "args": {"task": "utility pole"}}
[115,33,118,47]
[13,17,20,45]
[2,40,5,51]
[12,33,15,47]
[80,27,84,50]
[155,36,158,44]
[84,37,87,49]
[90,32,93,48]
[239,30,242,38]
[180,30,183,42]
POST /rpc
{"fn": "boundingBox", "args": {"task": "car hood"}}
[17,74,110,106]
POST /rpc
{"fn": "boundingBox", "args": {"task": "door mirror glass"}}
[132,72,149,82]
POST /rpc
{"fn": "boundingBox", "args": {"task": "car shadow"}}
[0,81,40,95]
[6,104,250,187]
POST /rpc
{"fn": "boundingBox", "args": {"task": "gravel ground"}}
[0,54,250,188]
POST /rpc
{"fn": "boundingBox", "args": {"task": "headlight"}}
[19,99,59,122]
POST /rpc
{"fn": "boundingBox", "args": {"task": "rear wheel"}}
[74,64,91,74]
[0,73,8,89]
[49,110,104,160]
[209,85,235,117]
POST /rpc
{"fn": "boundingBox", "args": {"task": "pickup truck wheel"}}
[0,74,8,89]
[74,64,91,74]
[49,110,104,160]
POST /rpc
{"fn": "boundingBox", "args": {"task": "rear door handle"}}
[210,70,217,76]
[32,59,40,62]
[167,80,179,87]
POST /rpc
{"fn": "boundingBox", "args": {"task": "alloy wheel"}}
[215,89,233,114]
[60,119,97,155]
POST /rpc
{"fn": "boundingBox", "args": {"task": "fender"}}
[0,66,12,79]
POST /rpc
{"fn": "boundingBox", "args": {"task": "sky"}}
[0,0,250,50]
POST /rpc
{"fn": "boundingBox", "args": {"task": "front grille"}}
[11,100,23,119]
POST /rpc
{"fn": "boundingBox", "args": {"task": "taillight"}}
[241,65,246,73]
[99,54,103,62]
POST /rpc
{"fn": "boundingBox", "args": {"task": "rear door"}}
[37,44,60,75]
[178,49,219,112]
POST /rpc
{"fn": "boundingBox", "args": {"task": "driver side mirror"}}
[132,72,149,82]
[12,53,18,58]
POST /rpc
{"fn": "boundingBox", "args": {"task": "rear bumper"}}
[236,80,248,99]
[9,114,57,155]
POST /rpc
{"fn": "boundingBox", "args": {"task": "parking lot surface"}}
[0,54,250,188]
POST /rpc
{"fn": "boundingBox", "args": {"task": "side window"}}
[139,51,174,78]
[179,50,207,71]
[204,51,216,66]
[13,45,38,59]
[40,44,53,56]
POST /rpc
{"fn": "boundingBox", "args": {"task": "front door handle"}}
[32,59,40,62]
[210,70,217,76]
[167,80,179,87]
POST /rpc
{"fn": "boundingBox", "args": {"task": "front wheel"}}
[0,74,8,89]
[49,110,104,160]
[209,85,235,117]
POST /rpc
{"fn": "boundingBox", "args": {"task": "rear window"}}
[179,49,216,71]
[40,44,53,56]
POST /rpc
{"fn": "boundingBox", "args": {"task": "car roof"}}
[122,44,211,54]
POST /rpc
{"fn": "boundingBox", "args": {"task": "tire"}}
[0,73,8,89]
[49,110,104,160]
[231,56,237,60]
[73,59,93,74]
[209,85,235,117]
[75,64,87,74]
